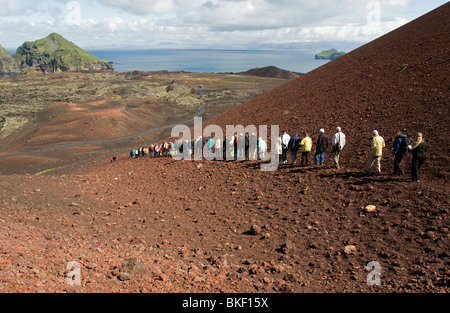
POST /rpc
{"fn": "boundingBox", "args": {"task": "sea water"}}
[87,49,330,74]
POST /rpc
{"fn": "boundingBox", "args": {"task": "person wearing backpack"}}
[288,132,301,165]
[392,131,411,176]
[331,127,346,169]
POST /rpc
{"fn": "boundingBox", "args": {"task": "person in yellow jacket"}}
[365,130,385,174]
[299,132,313,165]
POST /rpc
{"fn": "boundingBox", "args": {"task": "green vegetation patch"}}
[34,167,63,176]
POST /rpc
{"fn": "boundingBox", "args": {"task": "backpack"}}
[399,137,411,154]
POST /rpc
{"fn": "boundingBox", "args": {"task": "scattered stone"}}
[344,245,357,255]
[280,241,294,254]
[118,272,131,281]
[121,258,150,275]
[364,205,377,212]
[249,224,261,235]
[160,273,169,282]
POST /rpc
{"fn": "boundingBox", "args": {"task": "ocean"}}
[87,49,331,74]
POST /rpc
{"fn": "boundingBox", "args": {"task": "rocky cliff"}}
[11,33,114,74]
[0,45,20,74]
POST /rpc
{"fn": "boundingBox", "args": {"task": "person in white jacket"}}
[331,127,346,169]
[275,135,283,164]
[258,137,267,160]
[281,130,291,164]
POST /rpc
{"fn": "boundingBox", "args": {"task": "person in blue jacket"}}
[206,136,215,157]
[288,132,301,165]
[392,131,411,176]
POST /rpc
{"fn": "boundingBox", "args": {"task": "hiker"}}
[314,129,329,165]
[233,133,238,159]
[150,144,155,157]
[237,133,245,160]
[226,135,235,160]
[169,142,176,157]
[275,135,283,164]
[183,139,190,159]
[215,137,223,160]
[331,127,346,169]
[410,132,428,183]
[392,131,411,176]
[249,133,258,160]
[245,134,250,159]
[206,136,215,157]
[258,137,267,160]
[194,136,202,157]
[299,132,312,165]
[281,130,291,164]
[288,132,301,165]
[365,130,386,174]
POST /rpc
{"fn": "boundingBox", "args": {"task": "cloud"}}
[96,0,176,15]
[0,0,442,50]
[0,0,36,16]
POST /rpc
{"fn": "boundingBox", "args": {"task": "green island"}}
[0,33,113,74]
[315,48,346,60]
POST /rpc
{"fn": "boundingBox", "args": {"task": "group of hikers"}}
[128,127,428,183]
[365,130,429,183]
[130,142,172,158]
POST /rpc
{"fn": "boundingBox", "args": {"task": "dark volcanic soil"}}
[0,4,449,294]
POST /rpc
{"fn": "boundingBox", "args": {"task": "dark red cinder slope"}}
[206,2,450,175]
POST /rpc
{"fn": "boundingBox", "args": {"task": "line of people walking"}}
[364,130,428,183]
[129,127,428,183]
[279,127,345,169]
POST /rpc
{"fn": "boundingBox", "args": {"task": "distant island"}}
[0,33,114,75]
[315,49,346,60]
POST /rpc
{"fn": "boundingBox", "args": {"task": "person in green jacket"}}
[365,130,385,174]
[410,132,428,183]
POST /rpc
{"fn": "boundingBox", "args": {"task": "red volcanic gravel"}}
[0,3,449,295]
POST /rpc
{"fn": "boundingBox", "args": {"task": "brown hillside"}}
[207,2,450,177]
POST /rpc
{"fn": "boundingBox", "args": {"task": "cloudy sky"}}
[0,0,447,50]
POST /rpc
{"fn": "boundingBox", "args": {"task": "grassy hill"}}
[13,33,114,73]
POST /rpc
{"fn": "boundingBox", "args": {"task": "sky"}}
[0,0,447,51]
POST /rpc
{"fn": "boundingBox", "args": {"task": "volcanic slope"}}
[0,4,449,294]
[207,2,449,177]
